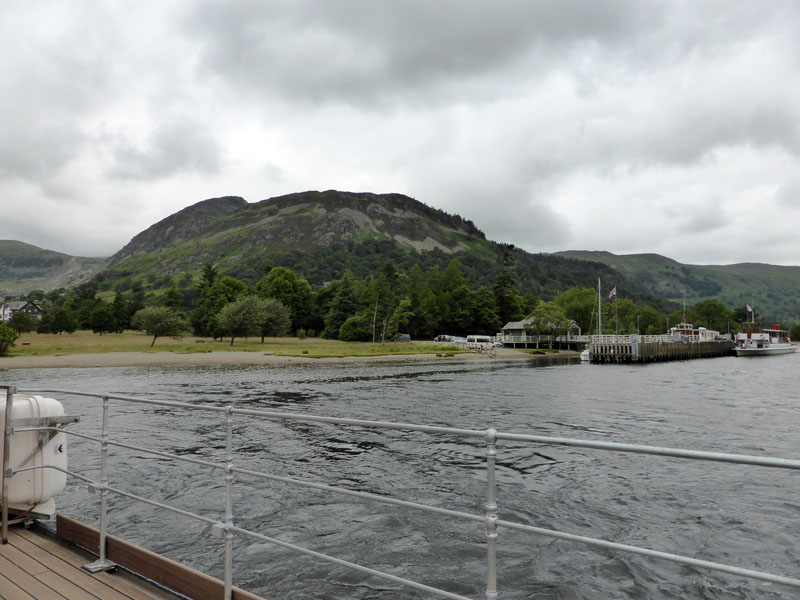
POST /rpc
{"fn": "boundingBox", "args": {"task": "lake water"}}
[4,353,800,599]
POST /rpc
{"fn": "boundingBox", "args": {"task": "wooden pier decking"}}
[588,334,734,363]
[0,516,263,600]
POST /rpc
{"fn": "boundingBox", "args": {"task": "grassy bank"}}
[9,330,467,359]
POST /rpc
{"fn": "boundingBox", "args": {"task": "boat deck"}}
[0,522,179,600]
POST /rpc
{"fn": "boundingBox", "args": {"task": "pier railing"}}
[3,385,800,599]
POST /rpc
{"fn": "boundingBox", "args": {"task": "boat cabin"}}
[669,323,721,342]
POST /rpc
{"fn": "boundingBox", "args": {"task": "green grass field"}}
[9,330,466,359]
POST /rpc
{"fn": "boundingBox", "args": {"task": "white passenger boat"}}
[735,322,797,356]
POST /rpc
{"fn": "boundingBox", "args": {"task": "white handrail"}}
[7,387,800,598]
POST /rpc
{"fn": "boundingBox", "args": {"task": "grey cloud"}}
[107,120,224,181]
[0,124,86,182]
[776,178,800,209]
[182,0,651,107]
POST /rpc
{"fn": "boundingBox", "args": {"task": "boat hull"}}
[735,344,797,356]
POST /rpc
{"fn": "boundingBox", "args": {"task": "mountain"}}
[0,240,106,295]
[555,250,800,322]
[93,190,666,307]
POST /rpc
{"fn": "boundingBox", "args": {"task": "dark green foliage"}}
[554,287,595,334]
[691,299,733,331]
[163,287,186,312]
[339,312,372,341]
[91,302,116,335]
[7,311,38,334]
[191,276,250,337]
[214,295,269,345]
[259,298,292,342]
[323,270,362,339]
[37,313,55,334]
[0,323,18,356]
[131,306,188,346]
[493,244,523,325]
[112,292,140,332]
[53,307,78,334]
[524,303,570,349]
[200,262,219,288]
[255,267,315,332]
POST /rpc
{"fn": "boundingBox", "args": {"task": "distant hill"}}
[0,240,105,295]
[93,190,667,307]
[555,250,800,322]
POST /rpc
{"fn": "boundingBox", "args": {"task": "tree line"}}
[2,257,797,356]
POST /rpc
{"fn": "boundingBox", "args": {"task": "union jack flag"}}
[608,287,617,299]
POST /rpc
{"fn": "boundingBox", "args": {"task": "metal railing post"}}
[484,428,498,600]
[84,395,115,572]
[224,406,234,600]
[1,385,16,544]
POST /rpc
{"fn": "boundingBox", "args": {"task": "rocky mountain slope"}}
[0,240,105,295]
[93,190,662,306]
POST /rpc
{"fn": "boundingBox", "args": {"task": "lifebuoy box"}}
[1,395,68,506]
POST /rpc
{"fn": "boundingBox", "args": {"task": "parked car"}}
[492,341,503,348]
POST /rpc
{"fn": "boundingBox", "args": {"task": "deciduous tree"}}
[8,311,37,334]
[524,303,569,349]
[91,303,116,335]
[215,296,269,346]
[131,306,188,347]
[259,298,292,342]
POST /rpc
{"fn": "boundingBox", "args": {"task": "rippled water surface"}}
[5,353,800,599]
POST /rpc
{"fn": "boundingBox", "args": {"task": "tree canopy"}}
[131,306,188,347]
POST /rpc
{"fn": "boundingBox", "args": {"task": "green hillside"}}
[555,251,800,322]
[0,240,105,294]
[92,191,667,307]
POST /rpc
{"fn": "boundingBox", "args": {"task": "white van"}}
[466,335,493,350]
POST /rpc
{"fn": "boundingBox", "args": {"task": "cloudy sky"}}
[2,1,799,265]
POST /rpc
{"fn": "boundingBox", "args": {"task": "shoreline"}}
[0,348,573,370]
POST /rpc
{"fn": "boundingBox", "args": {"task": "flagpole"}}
[597,279,602,335]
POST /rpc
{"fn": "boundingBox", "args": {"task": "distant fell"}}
[0,240,105,294]
[555,250,800,322]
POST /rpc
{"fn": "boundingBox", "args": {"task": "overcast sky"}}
[2,1,799,266]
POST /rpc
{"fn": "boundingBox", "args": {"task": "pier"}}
[588,334,734,363]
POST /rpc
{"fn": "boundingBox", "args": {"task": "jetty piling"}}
[589,334,733,363]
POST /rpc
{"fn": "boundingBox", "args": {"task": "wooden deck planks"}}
[55,515,264,600]
[1,516,266,600]
[9,528,157,600]
[0,550,66,599]
[0,572,36,600]
[0,523,182,600]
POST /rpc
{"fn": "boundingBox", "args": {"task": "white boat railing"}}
[590,333,724,344]
[4,385,800,599]
[502,335,589,344]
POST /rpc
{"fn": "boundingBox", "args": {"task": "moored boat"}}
[735,322,796,356]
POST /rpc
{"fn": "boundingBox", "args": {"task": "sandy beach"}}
[0,347,550,370]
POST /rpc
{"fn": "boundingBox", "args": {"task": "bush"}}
[0,323,19,356]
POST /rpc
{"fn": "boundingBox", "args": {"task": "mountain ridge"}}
[554,250,800,321]
[3,192,798,322]
[0,240,106,294]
